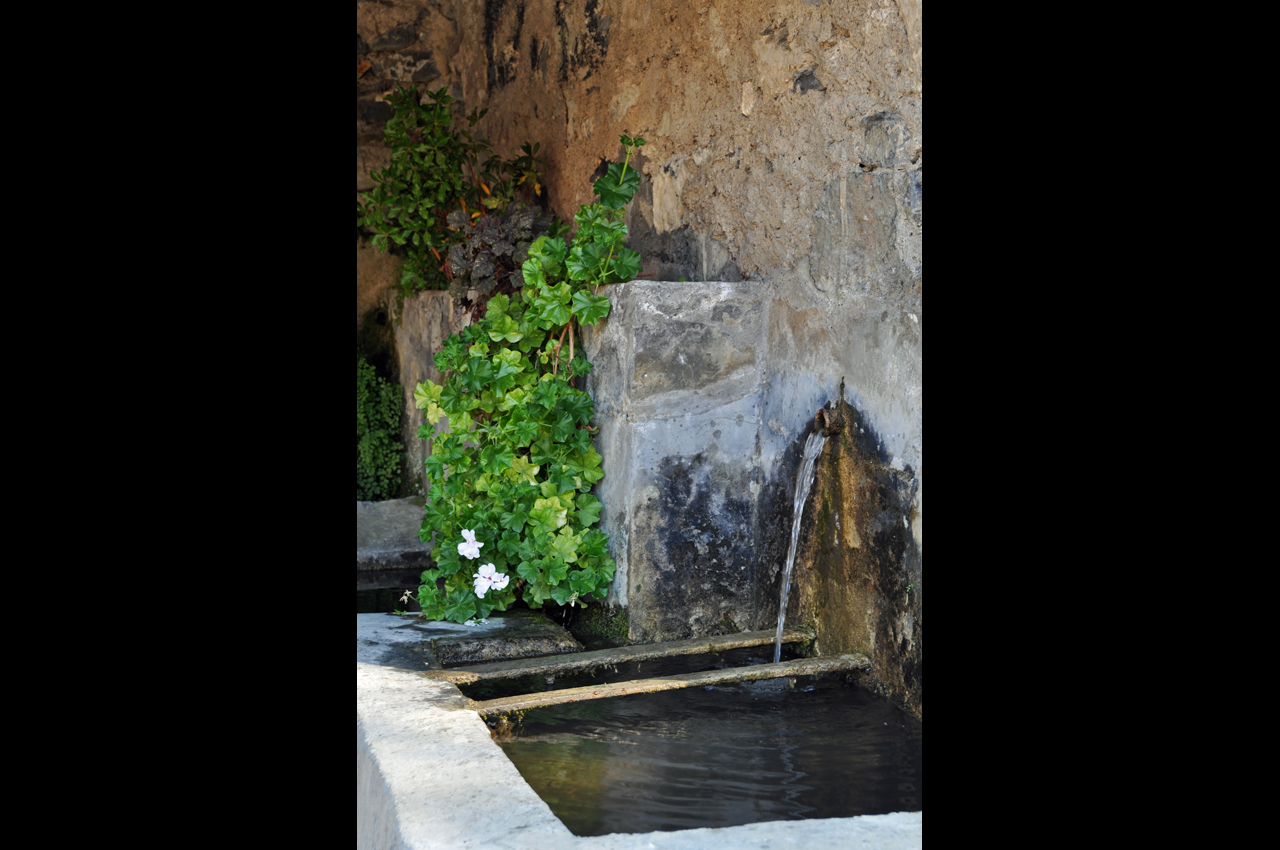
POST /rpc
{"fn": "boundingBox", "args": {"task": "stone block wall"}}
[582,282,775,641]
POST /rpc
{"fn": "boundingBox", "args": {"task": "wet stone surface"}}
[432,617,583,667]
[356,612,582,670]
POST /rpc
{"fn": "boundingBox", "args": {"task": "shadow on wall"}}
[790,397,921,719]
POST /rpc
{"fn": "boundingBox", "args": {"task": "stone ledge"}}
[358,498,433,588]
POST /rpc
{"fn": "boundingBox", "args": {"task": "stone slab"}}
[582,282,780,644]
[430,616,582,667]
[357,612,581,670]
[357,497,433,589]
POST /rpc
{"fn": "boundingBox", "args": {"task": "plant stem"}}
[594,142,637,296]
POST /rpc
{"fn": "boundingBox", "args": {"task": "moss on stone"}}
[710,614,742,636]
[567,602,631,647]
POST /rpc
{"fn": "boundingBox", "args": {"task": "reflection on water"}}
[497,674,922,836]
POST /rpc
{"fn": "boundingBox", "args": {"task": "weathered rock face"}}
[358,0,922,311]
[357,234,402,334]
[789,398,921,718]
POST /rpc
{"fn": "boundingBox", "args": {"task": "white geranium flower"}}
[473,563,509,598]
[457,529,484,560]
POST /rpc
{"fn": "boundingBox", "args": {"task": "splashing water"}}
[773,429,828,662]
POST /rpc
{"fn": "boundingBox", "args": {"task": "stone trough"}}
[357,613,921,849]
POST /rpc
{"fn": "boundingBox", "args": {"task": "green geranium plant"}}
[412,136,646,622]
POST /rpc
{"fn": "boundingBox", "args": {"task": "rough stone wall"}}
[359,0,921,304]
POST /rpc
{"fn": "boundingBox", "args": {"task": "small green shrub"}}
[357,84,544,296]
[412,136,646,623]
[357,350,404,501]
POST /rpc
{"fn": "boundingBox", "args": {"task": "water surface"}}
[496,667,922,836]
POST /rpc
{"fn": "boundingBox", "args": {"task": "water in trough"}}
[483,648,922,836]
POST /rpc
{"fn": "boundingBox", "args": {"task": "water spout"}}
[773,421,829,663]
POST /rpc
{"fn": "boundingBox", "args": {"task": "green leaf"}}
[549,409,576,443]
[500,504,531,533]
[423,453,448,482]
[498,529,524,557]
[505,455,540,486]
[568,569,596,594]
[576,450,605,485]
[439,377,468,413]
[549,526,580,563]
[521,258,547,289]
[549,463,578,494]
[529,497,568,534]
[459,356,494,393]
[594,162,641,209]
[529,235,567,268]
[610,248,642,283]
[507,416,540,447]
[530,376,562,410]
[516,559,541,583]
[565,242,611,281]
[414,380,442,410]
[560,390,595,424]
[443,589,476,623]
[486,293,510,318]
[525,575,552,607]
[488,314,523,344]
[575,493,603,526]
[546,556,570,584]
[480,443,515,475]
[571,290,611,325]
[580,528,609,558]
[532,282,572,328]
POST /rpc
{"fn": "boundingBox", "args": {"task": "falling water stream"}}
[773,430,828,662]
